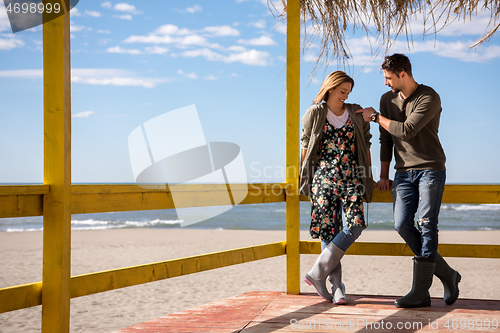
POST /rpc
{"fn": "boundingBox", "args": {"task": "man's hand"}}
[378,178,393,192]
[355,107,377,123]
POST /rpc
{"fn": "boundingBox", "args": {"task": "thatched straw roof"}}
[276,0,500,72]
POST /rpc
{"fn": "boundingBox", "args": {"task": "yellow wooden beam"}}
[0,194,44,218]
[0,183,287,217]
[70,183,287,214]
[42,1,72,332]
[0,185,49,196]
[3,240,500,314]
[442,185,500,204]
[300,241,500,258]
[0,282,43,314]
[437,243,500,258]
[0,242,286,314]
[1,184,499,218]
[370,188,393,203]
[301,185,500,204]
[70,241,286,298]
[286,0,301,295]
[0,185,48,218]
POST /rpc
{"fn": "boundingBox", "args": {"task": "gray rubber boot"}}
[305,242,345,302]
[395,256,436,308]
[329,263,346,304]
[434,253,461,305]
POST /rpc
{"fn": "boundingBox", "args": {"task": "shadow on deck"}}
[116,291,500,332]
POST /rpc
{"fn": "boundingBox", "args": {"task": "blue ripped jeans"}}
[392,170,446,258]
[320,203,363,252]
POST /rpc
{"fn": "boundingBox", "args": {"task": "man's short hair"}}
[381,53,412,77]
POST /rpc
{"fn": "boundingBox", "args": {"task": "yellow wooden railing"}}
[1,1,500,332]
[1,184,499,315]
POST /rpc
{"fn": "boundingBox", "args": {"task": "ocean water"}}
[1,202,499,232]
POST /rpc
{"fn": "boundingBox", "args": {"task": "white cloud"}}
[146,46,169,54]
[114,3,137,13]
[70,22,92,32]
[251,19,266,29]
[180,48,224,61]
[115,14,132,20]
[185,5,202,13]
[225,49,270,65]
[125,33,210,48]
[71,68,165,88]
[397,39,500,63]
[274,22,287,34]
[97,30,111,34]
[311,36,500,71]
[73,111,96,118]
[310,77,321,84]
[154,24,191,36]
[98,38,112,46]
[0,35,25,50]
[73,76,155,87]
[102,2,139,18]
[85,10,101,18]
[227,45,247,52]
[204,74,219,80]
[0,68,169,88]
[177,69,197,79]
[0,69,42,78]
[335,7,498,47]
[0,7,10,33]
[106,46,142,55]
[180,48,270,66]
[179,34,209,46]
[399,9,496,38]
[71,8,82,16]
[203,25,240,37]
[238,35,277,46]
[126,25,240,46]
[230,72,240,77]
[123,23,270,66]
[125,34,175,44]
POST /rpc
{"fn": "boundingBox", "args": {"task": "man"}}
[356,53,461,308]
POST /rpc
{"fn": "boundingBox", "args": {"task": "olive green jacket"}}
[299,102,374,202]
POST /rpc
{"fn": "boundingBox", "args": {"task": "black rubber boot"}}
[434,253,461,305]
[395,256,436,308]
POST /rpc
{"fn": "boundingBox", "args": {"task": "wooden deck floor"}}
[117,291,500,332]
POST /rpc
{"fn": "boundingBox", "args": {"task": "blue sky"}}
[1,0,499,185]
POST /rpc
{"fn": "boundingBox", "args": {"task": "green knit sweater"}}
[379,84,446,173]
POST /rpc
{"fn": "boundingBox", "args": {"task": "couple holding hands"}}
[299,53,461,308]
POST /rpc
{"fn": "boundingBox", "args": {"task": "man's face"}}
[383,69,402,94]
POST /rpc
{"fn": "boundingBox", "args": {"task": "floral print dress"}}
[309,117,366,242]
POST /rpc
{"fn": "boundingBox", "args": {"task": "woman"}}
[299,71,374,303]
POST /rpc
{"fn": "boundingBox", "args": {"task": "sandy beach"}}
[1,229,499,333]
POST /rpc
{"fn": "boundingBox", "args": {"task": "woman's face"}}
[328,81,352,108]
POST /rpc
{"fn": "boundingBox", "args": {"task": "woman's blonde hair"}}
[313,71,355,104]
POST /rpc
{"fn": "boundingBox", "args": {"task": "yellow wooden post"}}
[286,0,300,295]
[41,1,72,332]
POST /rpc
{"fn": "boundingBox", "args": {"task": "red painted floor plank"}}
[117,292,500,333]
